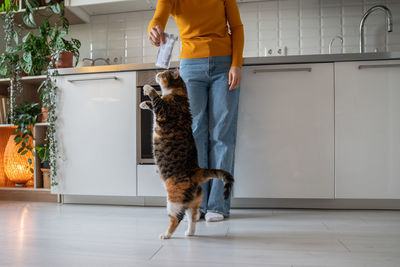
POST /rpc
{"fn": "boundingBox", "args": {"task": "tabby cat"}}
[139,69,234,239]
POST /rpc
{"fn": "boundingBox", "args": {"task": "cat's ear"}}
[172,69,179,79]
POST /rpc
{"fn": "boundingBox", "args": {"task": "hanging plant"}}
[0,0,23,124]
[40,58,60,186]
[12,102,41,173]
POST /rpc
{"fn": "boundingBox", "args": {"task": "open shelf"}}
[0,187,50,191]
[0,75,46,86]
[35,122,49,127]
[0,125,50,191]
[0,123,48,127]
[0,72,50,190]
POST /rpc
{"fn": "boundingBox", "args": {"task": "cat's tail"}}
[194,168,234,199]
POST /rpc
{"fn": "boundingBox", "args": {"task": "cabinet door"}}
[137,165,166,197]
[335,60,400,199]
[234,64,334,198]
[55,72,137,196]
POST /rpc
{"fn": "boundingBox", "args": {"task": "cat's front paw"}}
[143,84,154,96]
[139,101,150,110]
[159,233,171,239]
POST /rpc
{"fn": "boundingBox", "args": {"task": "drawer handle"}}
[358,64,400,70]
[253,67,312,74]
[68,76,118,82]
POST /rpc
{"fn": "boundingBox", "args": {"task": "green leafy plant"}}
[34,143,49,163]
[44,18,81,66]
[17,2,81,75]
[22,0,67,28]
[12,102,41,173]
[0,47,20,77]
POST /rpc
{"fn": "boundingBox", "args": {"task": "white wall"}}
[67,0,400,65]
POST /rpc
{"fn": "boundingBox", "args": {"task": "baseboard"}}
[62,195,400,210]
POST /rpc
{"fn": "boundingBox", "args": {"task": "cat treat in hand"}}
[139,70,234,239]
[155,33,178,69]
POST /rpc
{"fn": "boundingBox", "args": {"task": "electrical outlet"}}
[113,56,123,64]
[276,46,288,56]
[263,46,287,56]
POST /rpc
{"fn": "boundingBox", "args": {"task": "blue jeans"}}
[179,56,240,217]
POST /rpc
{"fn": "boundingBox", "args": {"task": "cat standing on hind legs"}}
[140,70,234,239]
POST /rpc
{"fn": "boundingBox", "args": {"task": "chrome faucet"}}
[81,57,111,66]
[82,58,95,66]
[359,5,393,53]
[93,58,111,65]
[329,36,343,54]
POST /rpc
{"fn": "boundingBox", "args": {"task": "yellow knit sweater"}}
[148,0,244,67]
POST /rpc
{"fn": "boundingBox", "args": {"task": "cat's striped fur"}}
[139,69,234,239]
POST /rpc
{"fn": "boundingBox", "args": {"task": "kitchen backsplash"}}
[67,0,400,65]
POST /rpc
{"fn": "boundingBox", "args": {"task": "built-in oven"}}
[137,70,161,164]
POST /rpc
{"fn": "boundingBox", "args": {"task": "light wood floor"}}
[1,201,400,267]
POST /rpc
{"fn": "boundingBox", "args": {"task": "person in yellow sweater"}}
[148,0,244,222]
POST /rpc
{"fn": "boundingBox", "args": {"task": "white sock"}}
[183,210,201,222]
[205,212,224,222]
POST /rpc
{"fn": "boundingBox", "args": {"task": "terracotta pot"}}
[38,107,48,122]
[46,51,74,69]
[41,168,51,189]
[55,51,74,68]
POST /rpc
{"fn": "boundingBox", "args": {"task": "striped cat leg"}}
[139,101,153,110]
[160,201,186,239]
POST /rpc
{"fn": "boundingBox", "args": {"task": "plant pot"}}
[55,51,74,68]
[42,160,50,169]
[38,107,48,122]
[41,168,51,189]
[46,51,74,69]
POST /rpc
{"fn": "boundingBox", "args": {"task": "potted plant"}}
[46,18,81,68]
[34,143,50,188]
[17,17,81,75]
[2,0,81,77]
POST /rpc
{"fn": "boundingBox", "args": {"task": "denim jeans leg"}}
[207,57,240,217]
[179,61,210,214]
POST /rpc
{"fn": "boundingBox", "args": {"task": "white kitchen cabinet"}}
[234,63,334,198]
[137,165,166,197]
[67,0,156,15]
[335,60,400,199]
[56,72,137,196]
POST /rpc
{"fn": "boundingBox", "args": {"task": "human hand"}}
[228,66,241,90]
[148,25,165,47]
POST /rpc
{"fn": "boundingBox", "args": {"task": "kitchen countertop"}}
[56,52,400,76]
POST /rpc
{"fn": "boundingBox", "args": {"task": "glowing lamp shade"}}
[3,135,33,186]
